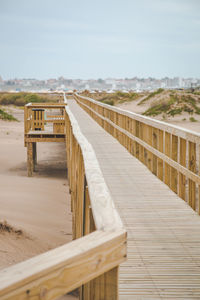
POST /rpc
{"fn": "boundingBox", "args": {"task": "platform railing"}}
[24,103,66,135]
[74,93,200,215]
[0,104,126,300]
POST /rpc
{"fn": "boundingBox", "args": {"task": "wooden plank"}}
[0,230,126,300]
[25,137,65,143]
[188,141,196,210]
[88,267,118,300]
[75,148,84,239]
[179,138,186,201]
[83,186,90,236]
[141,123,147,167]
[25,103,65,109]
[157,129,163,181]
[139,122,144,164]
[135,121,140,159]
[104,267,118,299]
[165,132,171,187]
[131,120,136,157]
[147,126,153,172]
[152,127,158,176]
[171,135,178,193]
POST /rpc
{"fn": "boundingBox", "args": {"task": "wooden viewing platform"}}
[24,102,66,176]
[1,94,200,299]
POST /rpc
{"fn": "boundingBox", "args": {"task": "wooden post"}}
[139,122,144,163]
[188,141,196,210]
[131,120,136,157]
[82,187,118,300]
[157,129,164,181]
[27,142,33,177]
[82,186,93,300]
[135,121,140,159]
[143,124,148,167]
[152,127,158,176]
[147,126,153,172]
[179,138,186,201]
[76,148,85,239]
[171,135,178,193]
[33,142,37,171]
[165,132,171,187]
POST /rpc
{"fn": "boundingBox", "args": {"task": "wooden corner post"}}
[82,187,119,300]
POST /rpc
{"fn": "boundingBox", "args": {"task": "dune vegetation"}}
[81,88,200,122]
[143,93,200,117]
[0,108,18,121]
[0,92,60,107]
[81,90,141,106]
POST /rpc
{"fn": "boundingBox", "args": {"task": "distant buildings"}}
[0,76,199,92]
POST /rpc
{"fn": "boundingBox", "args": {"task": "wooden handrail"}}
[74,94,200,143]
[66,106,123,231]
[0,230,126,300]
[74,93,200,214]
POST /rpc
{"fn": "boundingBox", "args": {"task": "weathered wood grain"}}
[0,230,126,300]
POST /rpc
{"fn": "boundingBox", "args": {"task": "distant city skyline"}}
[1,75,199,93]
[0,0,200,80]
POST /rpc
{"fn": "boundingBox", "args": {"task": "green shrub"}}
[189,117,197,122]
[102,99,114,106]
[0,108,18,121]
[167,108,182,116]
[0,92,58,106]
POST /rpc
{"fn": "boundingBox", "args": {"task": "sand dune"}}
[118,99,200,133]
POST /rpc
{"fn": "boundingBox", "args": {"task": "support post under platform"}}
[33,142,37,171]
[27,142,34,177]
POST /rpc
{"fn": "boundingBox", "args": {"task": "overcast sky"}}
[0,0,199,79]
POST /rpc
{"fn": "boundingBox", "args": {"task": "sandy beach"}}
[0,107,77,299]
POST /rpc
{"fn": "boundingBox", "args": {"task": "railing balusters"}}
[189,141,196,210]
[152,127,158,176]
[158,129,164,181]
[171,135,178,193]
[179,138,186,201]
[165,132,171,187]
[74,93,200,215]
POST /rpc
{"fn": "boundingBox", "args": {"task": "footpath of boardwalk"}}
[68,99,200,299]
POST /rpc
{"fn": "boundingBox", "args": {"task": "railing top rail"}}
[25,103,65,108]
[75,93,200,144]
[0,229,126,299]
[66,105,124,231]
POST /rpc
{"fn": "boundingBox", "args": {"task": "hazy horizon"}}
[0,0,200,80]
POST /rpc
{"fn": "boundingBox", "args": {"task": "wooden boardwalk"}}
[68,99,200,299]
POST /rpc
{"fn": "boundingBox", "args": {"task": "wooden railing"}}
[74,93,200,215]
[24,103,66,135]
[0,104,126,300]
